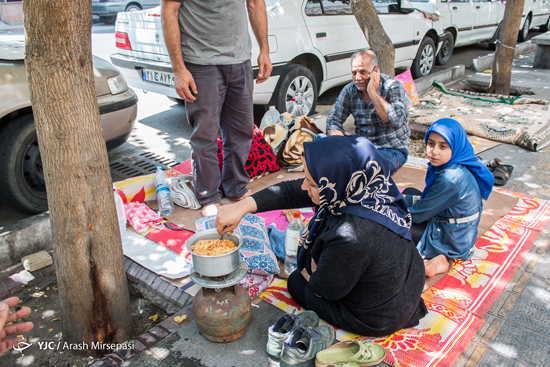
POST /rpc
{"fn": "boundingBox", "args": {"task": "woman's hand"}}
[215,197,258,235]
[0,297,33,355]
[301,259,317,283]
[301,268,310,282]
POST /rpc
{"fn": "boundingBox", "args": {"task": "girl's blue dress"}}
[406,163,482,260]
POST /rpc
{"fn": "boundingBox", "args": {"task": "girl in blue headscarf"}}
[216,135,427,337]
[403,118,494,277]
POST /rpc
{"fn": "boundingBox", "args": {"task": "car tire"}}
[411,37,436,79]
[518,16,530,42]
[167,96,185,105]
[0,115,48,214]
[125,4,142,12]
[270,64,318,117]
[100,15,116,25]
[541,16,550,32]
[436,32,453,66]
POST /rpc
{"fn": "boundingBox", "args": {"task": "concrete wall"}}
[0,213,52,268]
[0,2,24,25]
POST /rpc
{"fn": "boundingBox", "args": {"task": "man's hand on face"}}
[174,69,198,102]
[367,65,380,96]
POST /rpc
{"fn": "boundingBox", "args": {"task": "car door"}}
[302,0,367,81]
[472,0,499,41]
[448,0,474,46]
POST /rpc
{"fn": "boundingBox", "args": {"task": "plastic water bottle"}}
[284,210,305,275]
[154,166,174,216]
[260,106,280,130]
[113,186,128,246]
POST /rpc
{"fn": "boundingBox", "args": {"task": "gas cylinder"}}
[192,284,251,343]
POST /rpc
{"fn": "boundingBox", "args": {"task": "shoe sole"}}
[280,360,315,367]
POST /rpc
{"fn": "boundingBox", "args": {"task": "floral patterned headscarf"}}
[298,136,412,274]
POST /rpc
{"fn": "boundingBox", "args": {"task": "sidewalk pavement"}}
[0,20,23,34]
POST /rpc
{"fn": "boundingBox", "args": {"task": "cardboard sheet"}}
[392,166,519,239]
[149,169,306,232]
[124,230,192,279]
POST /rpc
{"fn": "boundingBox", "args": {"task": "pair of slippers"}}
[486,158,514,186]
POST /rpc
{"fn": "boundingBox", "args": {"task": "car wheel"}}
[0,115,48,214]
[99,15,116,25]
[518,16,530,42]
[436,32,454,66]
[541,16,550,32]
[411,37,435,79]
[270,64,318,117]
[167,96,185,105]
[125,4,141,12]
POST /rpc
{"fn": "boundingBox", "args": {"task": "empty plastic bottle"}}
[154,166,174,216]
[260,106,280,130]
[284,210,305,275]
[113,186,128,246]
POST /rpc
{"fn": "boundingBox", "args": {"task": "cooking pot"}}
[186,229,243,277]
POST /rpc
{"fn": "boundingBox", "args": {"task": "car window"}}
[449,0,470,2]
[472,0,490,2]
[305,0,399,15]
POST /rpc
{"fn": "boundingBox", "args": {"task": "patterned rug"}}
[259,188,550,367]
[410,84,550,152]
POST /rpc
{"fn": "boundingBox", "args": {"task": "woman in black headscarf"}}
[216,135,426,336]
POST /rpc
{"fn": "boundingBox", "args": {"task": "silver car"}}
[92,0,161,24]
[0,37,137,213]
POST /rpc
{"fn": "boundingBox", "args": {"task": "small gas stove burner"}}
[190,260,248,289]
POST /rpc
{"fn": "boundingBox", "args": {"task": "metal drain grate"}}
[109,151,179,180]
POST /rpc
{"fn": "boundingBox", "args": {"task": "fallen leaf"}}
[51,318,60,322]
[174,315,187,324]
[148,314,158,322]
[48,329,53,333]
[16,335,23,338]
[471,141,479,145]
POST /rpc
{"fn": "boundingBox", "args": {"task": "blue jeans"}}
[378,148,408,174]
[315,134,407,173]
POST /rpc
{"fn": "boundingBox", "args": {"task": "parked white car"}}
[410,0,506,64]
[411,0,550,64]
[111,0,444,116]
[519,0,550,41]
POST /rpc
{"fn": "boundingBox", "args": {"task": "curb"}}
[415,65,465,96]
[472,41,536,72]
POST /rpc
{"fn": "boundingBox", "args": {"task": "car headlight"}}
[107,74,128,95]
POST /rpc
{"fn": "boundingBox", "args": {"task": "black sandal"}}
[493,166,510,186]
[486,158,514,185]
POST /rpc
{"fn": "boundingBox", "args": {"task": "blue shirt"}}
[406,164,483,260]
[326,75,410,150]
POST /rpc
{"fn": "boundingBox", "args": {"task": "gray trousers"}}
[185,60,254,206]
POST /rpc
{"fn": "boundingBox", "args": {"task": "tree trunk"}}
[23,0,131,353]
[350,0,395,76]
[488,0,525,95]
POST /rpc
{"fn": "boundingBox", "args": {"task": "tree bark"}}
[23,0,131,353]
[488,0,525,95]
[350,0,395,76]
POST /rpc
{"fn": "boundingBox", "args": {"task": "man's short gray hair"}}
[350,49,378,67]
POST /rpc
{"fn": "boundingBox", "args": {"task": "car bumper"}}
[92,3,125,16]
[98,88,138,150]
[110,52,276,105]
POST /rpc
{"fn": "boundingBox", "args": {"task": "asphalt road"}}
[0,21,544,229]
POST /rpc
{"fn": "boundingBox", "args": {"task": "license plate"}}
[142,69,175,87]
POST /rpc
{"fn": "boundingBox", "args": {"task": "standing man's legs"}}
[184,63,227,214]
[218,60,254,199]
